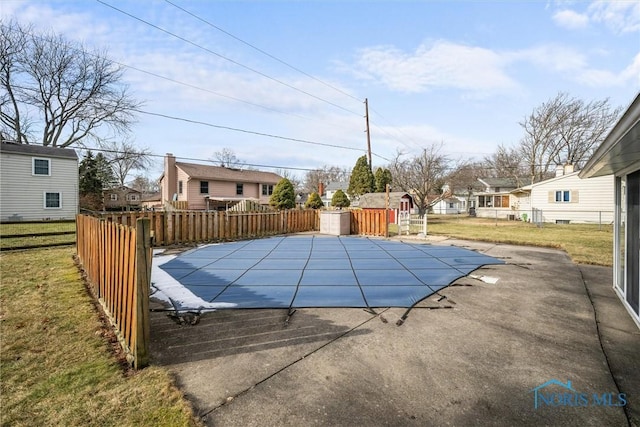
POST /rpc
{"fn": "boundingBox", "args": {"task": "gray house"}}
[0,143,79,221]
[580,93,640,328]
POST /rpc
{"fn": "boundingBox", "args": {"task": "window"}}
[494,195,510,208]
[178,180,183,195]
[449,202,454,208]
[33,158,50,176]
[110,194,118,201]
[236,183,243,195]
[555,190,570,203]
[200,181,209,194]
[44,192,61,208]
[262,184,274,196]
[126,194,139,201]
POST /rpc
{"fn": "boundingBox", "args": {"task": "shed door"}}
[626,170,639,315]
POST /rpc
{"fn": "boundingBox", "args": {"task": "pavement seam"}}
[579,265,632,427]
[201,307,391,418]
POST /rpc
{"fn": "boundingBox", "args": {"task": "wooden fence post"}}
[134,218,151,369]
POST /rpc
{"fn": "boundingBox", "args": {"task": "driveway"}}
[149,237,640,426]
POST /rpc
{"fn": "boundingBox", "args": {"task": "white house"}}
[524,166,614,224]
[431,197,463,215]
[323,182,349,207]
[475,177,530,220]
[0,142,78,221]
[580,93,639,328]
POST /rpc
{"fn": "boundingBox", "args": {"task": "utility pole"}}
[364,98,372,168]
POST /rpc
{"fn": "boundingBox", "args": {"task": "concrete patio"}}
[149,237,640,426]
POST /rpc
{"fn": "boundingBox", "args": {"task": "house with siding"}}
[431,196,464,215]
[475,177,530,220]
[160,153,282,210]
[524,167,614,224]
[322,182,350,207]
[0,142,78,221]
[103,186,143,211]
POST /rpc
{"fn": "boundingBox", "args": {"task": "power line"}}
[135,109,392,162]
[163,0,362,104]
[96,0,362,117]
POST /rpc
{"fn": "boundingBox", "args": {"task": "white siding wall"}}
[530,173,614,223]
[0,152,78,221]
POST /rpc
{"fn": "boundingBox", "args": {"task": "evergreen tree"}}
[305,192,324,209]
[95,153,116,189]
[347,155,374,198]
[331,189,350,208]
[79,151,104,211]
[270,178,296,210]
[374,167,392,192]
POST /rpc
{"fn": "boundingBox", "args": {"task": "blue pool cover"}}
[154,235,503,310]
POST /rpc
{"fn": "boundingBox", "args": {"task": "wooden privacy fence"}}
[350,209,388,237]
[97,209,391,241]
[75,214,151,369]
[99,209,320,246]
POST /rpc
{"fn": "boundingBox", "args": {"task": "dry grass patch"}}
[425,216,613,266]
[0,247,201,427]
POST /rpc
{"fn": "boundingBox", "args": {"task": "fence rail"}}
[99,210,320,245]
[75,214,151,369]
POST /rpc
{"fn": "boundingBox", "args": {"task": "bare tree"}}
[302,165,350,194]
[519,92,621,178]
[129,174,159,195]
[446,160,485,212]
[483,144,527,183]
[0,20,140,147]
[213,148,244,167]
[390,144,450,215]
[100,139,153,187]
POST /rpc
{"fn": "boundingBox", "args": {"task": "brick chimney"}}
[162,153,177,204]
[318,182,325,196]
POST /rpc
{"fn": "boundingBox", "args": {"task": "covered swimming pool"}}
[151,235,504,313]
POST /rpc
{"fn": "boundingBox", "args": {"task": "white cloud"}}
[588,0,640,34]
[347,40,519,94]
[552,9,589,29]
[552,1,640,34]
[513,44,588,73]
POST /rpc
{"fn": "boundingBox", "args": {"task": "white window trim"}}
[33,157,51,176]
[44,191,62,209]
[110,194,118,201]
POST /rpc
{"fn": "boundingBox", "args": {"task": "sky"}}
[2,0,639,181]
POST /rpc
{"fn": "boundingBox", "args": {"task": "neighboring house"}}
[431,196,463,215]
[580,93,639,328]
[103,186,143,211]
[141,192,162,210]
[0,142,78,221]
[323,182,349,207]
[160,153,282,210]
[522,166,614,224]
[475,177,529,220]
[357,192,414,224]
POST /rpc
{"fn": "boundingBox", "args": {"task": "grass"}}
[0,247,201,427]
[1,221,76,250]
[391,215,613,267]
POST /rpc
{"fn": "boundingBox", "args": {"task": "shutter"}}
[548,191,555,203]
[571,190,579,203]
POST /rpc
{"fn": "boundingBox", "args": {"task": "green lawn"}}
[0,247,201,427]
[391,215,613,266]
